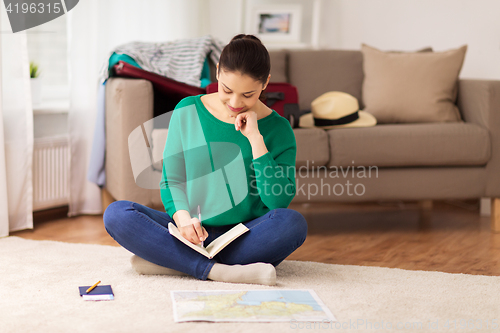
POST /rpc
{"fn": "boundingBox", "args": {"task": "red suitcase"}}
[206,82,301,128]
[112,60,207,119]
[112,61,205,99]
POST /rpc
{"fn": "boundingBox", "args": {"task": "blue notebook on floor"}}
[78,285,114,301]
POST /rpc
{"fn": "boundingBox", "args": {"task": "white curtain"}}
[67,0,209,216]
[0,6,34,237]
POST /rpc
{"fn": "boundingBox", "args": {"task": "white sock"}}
[207,262,276,286]
[130,255,189,276]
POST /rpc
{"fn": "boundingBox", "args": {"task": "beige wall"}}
[320,0,500,80]
[209,0,500,80]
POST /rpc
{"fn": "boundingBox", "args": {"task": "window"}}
[26,15,69,103]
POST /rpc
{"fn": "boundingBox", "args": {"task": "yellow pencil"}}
[86,280,101,294]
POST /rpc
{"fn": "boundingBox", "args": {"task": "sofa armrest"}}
[105,77,155,205]
[458,79,500,196]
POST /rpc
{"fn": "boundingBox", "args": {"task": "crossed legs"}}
[103,201,307,284]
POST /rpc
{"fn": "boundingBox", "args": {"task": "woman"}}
[104,34,307,286]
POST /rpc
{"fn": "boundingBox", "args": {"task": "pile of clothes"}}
[88,35,226,187]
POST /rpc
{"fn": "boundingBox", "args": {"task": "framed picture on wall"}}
[245,4,302,45]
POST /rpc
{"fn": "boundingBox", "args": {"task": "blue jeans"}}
[103,201,308,280]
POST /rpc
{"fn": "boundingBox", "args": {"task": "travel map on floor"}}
[171,289,336,322]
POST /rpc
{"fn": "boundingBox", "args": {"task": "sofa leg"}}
[491,198,500,233]
[418,200,432,230]
[418,200,433,210]
[101,188,115,213]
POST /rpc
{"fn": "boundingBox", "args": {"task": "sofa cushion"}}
[288,50,364,111]
[293,128,330,169]
[327,123,491,168]
[361,44,467,124]
[269,50,288,83]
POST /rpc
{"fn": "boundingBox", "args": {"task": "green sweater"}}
[160,94,297,227]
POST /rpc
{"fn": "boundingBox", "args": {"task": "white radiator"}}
[32,136,70,211]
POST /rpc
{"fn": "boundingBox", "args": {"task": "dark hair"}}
[218,34,270,87]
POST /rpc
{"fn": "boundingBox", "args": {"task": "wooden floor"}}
[12,200,500,276]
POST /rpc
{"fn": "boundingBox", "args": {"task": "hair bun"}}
[230,34,262,44]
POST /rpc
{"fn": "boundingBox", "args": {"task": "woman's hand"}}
[172,210,208,245]
[235,110,260,139]
[235,110,269,159]
[179,217,208,246]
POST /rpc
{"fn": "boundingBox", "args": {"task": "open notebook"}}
[168,222,249,259]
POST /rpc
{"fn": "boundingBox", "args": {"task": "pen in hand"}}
[197,205,203,247]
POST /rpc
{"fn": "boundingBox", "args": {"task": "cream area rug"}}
[1,237,499,333]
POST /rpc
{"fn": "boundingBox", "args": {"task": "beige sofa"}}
[104,49,500,231]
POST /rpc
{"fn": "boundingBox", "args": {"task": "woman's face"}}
[216,66,269,118]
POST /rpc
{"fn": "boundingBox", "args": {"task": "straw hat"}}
[299,91,377,129]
